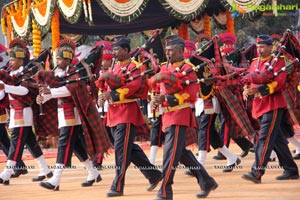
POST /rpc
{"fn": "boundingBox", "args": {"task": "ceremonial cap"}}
[111,36,131,48]
[96,40,113,60]
[183,40,196,58]
[56,39,76,60]
[219,32,237,54]
[256,35,273,45]
[165,35,184,47]
[9,38,29,60]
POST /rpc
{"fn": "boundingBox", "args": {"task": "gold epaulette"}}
[131,60,139,66]
[161,61,167,66]
[252,57,259,61]
[184,60,195,68]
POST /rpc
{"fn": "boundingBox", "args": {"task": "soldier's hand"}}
[98,96,105,107]
[36,95,44,105]
[150,94,165,109]
[0,83,4,90]
[98,92,112,107]
[39,86,51,95]
[243,87,258,100]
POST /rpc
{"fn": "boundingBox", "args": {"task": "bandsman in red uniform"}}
[98,36,162,197]
[93,40,115,169]
[150,35,218,200]
[242,35,299,183]
[0,39,52,185]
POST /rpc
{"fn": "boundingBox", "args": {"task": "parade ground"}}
[0,141,300,200]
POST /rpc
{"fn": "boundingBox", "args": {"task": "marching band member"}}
[97,36,162,197]
[0,39,52,185]
[0,44,28,178]
[150,35,218,200]
[37,39,111,190]
[241,35,299,183]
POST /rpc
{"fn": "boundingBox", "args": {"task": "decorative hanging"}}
[9,0,31,38]
[31,0,56,35]
[96,0,149,23]
[51,8,60,51]
[178,23,189,40]
[32,19,42,57]
[159,0,208,22]
[203,14,211,37]
[226,11,234,34]
[82,0,93,25]
[57,0,82,24]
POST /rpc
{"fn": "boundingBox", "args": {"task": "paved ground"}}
[0,141,300,200]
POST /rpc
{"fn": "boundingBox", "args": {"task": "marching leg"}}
[32,155,53,182]
[0,160,16,185]
[81,159,102,187]
[40,163,64,191]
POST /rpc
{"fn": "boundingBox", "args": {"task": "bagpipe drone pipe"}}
[272,29,300,126]
[188,36,256,137]
[226,43,257,68]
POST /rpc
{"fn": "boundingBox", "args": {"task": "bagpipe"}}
[147,36,246,95]
[226,43,257,68]
[33,44,105,103]
[95,30,162,99]
[271,30,300,126]
[0,47,59,140]
[36,46,112,155]
[148,35,256,137]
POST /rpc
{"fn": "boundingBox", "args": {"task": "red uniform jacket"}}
[249,56,287,119]
[159,61,199,132]
[106,59,145,127]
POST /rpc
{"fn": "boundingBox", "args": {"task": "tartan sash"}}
[217,86,255,136]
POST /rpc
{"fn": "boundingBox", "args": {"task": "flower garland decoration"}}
[87,0,93,24]
[57,0,82,24]
[51,8,60,52]
[9,0,31,38]
[96,0,149,23]
[159,0,208,22]
[178,23,189,40]
[1,16,8,47]
[31,0,56,36]
[82,0,88,22]
[203,14,211,37]
[32,19,42,57]
[82,0,93,25]
[226,11,234,34]
[5,6,13,42]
